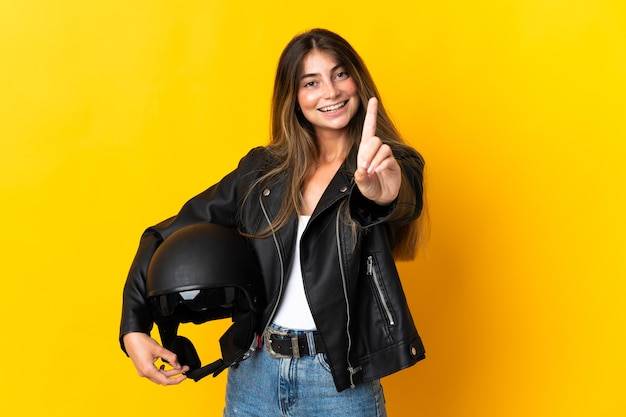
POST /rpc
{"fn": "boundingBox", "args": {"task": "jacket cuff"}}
[349,185,397,227]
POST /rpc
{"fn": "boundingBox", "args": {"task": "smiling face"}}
[296,50,360,138]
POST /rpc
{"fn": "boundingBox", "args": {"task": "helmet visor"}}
[151,287,238,320]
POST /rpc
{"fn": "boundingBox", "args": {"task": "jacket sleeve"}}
[118,147,264,353]
[349,146,424,227]
[118,228,162,352]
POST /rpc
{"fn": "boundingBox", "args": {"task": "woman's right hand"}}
[123,332,189,385]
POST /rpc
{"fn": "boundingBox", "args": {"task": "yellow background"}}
[1,1,624,416]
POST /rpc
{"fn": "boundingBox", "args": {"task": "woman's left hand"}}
[354,97,401,206]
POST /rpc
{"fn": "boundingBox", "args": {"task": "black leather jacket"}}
[120,146,425,392]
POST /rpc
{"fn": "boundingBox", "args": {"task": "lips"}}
[318,100,348,113]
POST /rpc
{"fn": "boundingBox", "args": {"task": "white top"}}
[271,215,317,330]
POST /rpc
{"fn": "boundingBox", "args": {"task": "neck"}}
[315,130,350,165]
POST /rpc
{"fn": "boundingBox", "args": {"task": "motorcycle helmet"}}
[146,222,263,381]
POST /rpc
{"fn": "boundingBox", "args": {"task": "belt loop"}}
[306,332,317,355]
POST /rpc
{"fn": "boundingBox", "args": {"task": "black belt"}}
[268,332,325,358]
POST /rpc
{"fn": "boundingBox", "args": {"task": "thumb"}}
[354,166,378,198]
[354,166,368,184]
[157,345,183,369]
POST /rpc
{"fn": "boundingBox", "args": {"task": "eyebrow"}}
[299,63,345,80]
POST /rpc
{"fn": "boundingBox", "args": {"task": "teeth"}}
[319,101,346,112]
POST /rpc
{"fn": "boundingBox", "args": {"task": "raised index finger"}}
[361,97,378,142]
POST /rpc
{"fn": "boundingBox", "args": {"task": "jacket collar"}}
[310,146,357,220]
[259,147,357,223]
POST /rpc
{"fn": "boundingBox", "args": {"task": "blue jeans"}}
[223,326,387,417]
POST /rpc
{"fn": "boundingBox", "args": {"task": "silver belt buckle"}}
[264,327,300,359]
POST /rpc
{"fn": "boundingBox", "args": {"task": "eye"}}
[304,80,316,88]
[335,71,349,80]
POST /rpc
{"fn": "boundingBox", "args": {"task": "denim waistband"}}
[269,323,318,336]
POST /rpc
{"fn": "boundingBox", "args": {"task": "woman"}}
[120,28,426,416]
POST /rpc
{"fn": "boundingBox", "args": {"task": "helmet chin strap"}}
[186,318,260,381]
[159,311,259,382]
[185,358,227,381]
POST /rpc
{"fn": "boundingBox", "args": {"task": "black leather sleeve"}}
[118,230,162,353]
[118,147,266,353]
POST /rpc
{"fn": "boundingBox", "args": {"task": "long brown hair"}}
[247,28,425,259]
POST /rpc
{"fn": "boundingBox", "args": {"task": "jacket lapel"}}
[310,150,356,221]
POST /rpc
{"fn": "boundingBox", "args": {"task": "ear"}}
[170,336,202,371]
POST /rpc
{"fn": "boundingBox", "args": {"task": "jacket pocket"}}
[366,254,396,328]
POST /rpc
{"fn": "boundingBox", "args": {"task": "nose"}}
[324,81,340,99]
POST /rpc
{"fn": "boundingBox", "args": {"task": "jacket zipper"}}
[259,188,362,388]
[336,214,361,388]
[259,192,286,333]
[367,255,395,326]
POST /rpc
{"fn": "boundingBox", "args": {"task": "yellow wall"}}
[1,1,624,416]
